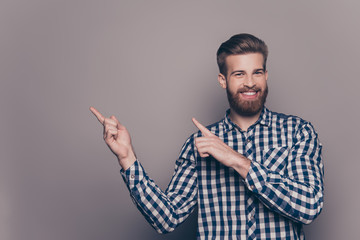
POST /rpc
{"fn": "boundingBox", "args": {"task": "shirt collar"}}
[222,106,272,133]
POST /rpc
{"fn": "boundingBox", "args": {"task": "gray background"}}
[1,0,359,239]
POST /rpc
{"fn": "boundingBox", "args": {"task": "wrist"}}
[117,150,136,171]
[231,153,251,179]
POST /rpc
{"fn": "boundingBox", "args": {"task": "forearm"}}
[230,122,324,224]
[121,159,198,233]
[244,160,324,224]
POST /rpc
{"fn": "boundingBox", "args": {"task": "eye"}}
[254,70,264,75]
[234,72,244,77]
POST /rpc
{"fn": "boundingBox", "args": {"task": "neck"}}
[229,108,262,131]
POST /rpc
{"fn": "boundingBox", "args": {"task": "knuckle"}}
[105,129,111,136]
[104,118,115,125]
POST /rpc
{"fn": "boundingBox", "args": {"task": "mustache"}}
[236,86,261,94]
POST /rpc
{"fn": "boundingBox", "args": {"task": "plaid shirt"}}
[121,107,324,239]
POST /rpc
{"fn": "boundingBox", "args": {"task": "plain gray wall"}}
[1,0,359,239]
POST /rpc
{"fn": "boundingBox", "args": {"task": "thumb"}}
[110,115,122,130]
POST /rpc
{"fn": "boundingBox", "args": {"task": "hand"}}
[90,107,136,170]
[192,118,251,178]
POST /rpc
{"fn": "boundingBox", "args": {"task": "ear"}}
[218,73,227,89]
[265,70,268,81]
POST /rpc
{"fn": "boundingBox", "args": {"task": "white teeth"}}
[242,92,256,96]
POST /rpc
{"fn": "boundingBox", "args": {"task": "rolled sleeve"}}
[245,161,268,193]
[120,159,145,190]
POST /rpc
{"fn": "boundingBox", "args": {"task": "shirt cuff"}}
[120,159,145,189]
[244,161,268,193]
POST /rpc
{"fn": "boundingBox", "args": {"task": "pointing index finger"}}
[192,118,213,137]
[90,106,105,125]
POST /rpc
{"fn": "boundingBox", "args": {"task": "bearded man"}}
[90,33,324,240]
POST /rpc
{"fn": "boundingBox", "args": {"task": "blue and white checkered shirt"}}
[121,107,324,239]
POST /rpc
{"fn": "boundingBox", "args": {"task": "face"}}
[218,53,268,117]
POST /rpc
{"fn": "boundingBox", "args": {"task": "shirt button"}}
[250,185,255,190]
[247,138,251,143]
[130,174,135,179]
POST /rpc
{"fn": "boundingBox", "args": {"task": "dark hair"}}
[217,33,268,75]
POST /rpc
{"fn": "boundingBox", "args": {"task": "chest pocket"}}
[261,146,290,174]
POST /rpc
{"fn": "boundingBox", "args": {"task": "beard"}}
[226,84,268,117]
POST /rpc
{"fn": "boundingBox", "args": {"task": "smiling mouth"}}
[242,91,257,96]
[239,91,259,99]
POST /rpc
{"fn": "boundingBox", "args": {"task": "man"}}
[90,33,324,239]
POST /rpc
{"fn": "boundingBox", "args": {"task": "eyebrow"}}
[230,68,265,75]
[230,70,245,75]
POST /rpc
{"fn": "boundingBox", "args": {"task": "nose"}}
[244,75,256,88]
